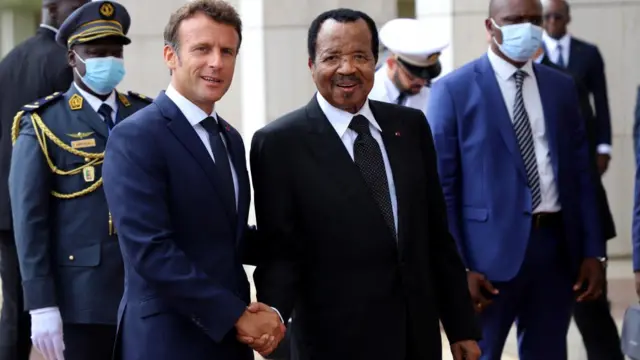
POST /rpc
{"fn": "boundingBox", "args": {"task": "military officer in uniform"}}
[8,2,151,359]
[369,18,448,116]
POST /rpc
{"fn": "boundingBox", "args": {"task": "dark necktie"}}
[396,92,408,106]
[98,103,116,130]
[513,70,542,210]
[200,116,237,217]
[556,44,565,68]
[349,115,396,236]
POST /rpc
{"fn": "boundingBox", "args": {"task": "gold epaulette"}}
[11,92,103,200]
[127,91,153,103]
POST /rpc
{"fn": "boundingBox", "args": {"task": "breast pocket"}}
[53,153,103,197]
[58,242,101,267]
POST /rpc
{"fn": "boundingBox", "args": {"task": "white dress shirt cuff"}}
[597,144,611,155]
[29,306,59,315]
[271,307,285,323]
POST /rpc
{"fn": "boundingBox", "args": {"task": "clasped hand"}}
[235,302,286,356]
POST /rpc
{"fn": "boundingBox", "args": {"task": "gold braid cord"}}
[13,111,104,199]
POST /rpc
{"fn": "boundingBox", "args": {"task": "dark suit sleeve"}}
[102,121,247,343]
[417,112,481,343]
[250,129,299,322]
[564,83,605,258]
[8,114,57,310]
[425,81,469,267]
[586,47,611,147]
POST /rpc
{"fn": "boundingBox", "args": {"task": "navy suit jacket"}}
[426,54,604,282]
[565,37,611,148]
[102,92,254,360]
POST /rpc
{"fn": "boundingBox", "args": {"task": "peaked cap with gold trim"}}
[56,1,131,48]
[379,18,448,79]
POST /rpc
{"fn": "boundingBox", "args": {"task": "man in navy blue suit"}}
[427,0,605,359]
[102,1,284,359]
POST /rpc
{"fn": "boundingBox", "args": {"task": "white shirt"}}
[165,84,239,208]
[39,24,58,34]
[487,48,561,213]
[542,32,571,67]
[74,83,118,125]
[369,64,430,117]
[315,92,399,232]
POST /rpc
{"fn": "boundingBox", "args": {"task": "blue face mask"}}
[74,52,125,95]
[491,19,543,62]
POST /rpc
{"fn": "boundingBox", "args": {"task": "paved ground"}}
[26,259,636,359]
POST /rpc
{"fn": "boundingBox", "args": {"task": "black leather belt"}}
[532,211,562,229]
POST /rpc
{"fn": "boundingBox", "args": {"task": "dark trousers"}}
[478,222,574,360]
[63,324,116,360]
[0,230,30,360]
[574,270,624,360]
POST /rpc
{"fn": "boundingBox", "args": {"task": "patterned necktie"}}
[513,70,541,210]
[200,116,237,218]
[98,103,116,130]
[349,115,396,236]
[556,44,565,68]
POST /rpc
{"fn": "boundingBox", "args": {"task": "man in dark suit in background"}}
[542,0,612,176]
[541,3,623,358]
[0,0,88,358]
[250,8,480,360]
[102,1,284,359]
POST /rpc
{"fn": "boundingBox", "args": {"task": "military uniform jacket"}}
[8,84,151,325]
[369,64,431,117]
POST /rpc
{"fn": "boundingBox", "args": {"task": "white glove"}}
[30,306,65,360]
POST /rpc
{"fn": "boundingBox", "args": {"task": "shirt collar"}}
[165,84,217,126]
[542,32,571,52]
[39,24,58,34]
[315,92,380,138]
[73,83,117,115]
[487,47,535,81]
[379,64,401,102]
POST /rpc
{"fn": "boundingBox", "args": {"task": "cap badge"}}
[99,2,115,19]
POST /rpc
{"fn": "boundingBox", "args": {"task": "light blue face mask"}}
[491,19,543,62]
[74,52,125,95]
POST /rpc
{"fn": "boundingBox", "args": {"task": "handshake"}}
[235,302,286,357]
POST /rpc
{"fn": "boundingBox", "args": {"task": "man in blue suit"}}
[427,0,605,359]
[102,1,284,359]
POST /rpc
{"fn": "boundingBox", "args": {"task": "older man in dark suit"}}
[250,8,480,360]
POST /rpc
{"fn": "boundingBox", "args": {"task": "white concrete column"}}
[0,8,37,58]
[415,0,487,75]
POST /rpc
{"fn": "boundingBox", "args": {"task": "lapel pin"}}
[225,124,231,132]
[394,131,401,137]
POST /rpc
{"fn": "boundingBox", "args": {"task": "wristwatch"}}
[598,257,608,269]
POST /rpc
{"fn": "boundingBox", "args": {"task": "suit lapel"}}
[567,38,580,72]
[218,116,250,242]
[65,86,109,139]
[370,101,410,250]
[157,92,235,224]
[476,55,527,181]
[304,97,398,245]
[305,97,367,200]
[533,65,560,178]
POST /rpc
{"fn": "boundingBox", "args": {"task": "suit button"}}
[68,255,74,261]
